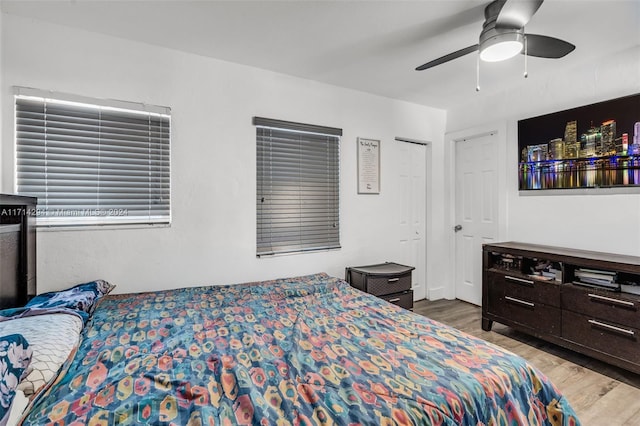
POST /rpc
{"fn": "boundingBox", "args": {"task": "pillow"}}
[0,334,32,426]
[26,279,115,315]
[0,306,88,324]
[0,314,83,397]
[6,390,28,426]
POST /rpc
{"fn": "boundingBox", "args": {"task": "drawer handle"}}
[388,278,400,283]
[505,296,535,308]
[587,319,635,337]
[588,293,635,308]
[388,298,401,302]
[505,276,534,286]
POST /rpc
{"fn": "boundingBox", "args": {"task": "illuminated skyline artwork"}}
[518,94,640,190]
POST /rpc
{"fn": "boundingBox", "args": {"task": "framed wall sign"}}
[357,138,380,194]
[518,93,640,191]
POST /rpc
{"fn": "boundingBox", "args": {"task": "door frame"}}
[444,122,508,300]
[395,137,431,301]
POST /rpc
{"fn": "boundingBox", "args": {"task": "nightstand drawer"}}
[366,273,411,296]
[380,290,413,310]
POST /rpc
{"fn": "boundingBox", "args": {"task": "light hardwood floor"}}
[413,299,640,425]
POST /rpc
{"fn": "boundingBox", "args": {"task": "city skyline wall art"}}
[518,93,640,191]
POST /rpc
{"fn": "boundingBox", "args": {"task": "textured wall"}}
[1,14,446,295]
[446,45,640,258]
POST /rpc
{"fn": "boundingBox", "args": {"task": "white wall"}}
[0,14,446,294]
[446,45,640,258]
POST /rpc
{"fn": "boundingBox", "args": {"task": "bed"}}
[5,273,580,425]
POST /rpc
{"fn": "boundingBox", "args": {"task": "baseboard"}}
[427,286,447,301]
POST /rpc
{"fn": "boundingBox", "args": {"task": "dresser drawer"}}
[563,310,640,364]
[488,271,560,307]
[380,290,413,310]
[502,297,561,334]
[562,285,640,326]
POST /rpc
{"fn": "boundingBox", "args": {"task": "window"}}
[15,89,170,226]
[255,117,341,256]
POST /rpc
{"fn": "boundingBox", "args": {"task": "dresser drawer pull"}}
[587,293,635,308]
[388,298,401,303]
[388,278,400,283]
[505,296,535,308]
[505,276,534,286]
[587,319,635,336]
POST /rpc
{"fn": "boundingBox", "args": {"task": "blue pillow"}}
[0,334,32,426]
[25,280,115,315]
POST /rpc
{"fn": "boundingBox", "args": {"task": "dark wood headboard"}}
[0,194,37,308]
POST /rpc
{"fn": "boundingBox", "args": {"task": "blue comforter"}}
[24,273,580,425]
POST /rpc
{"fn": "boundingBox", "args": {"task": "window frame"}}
[13,87,171,227]
[254,116,341,257]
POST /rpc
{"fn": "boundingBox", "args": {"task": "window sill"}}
[36,222,171,232]
[257,246,342,258]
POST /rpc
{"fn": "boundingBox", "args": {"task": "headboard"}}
[0,194,37,308]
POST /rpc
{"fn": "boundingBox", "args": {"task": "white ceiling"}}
[2,0,639,110]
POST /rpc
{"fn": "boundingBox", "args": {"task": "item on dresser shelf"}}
[531,259,551,272]
[575,268,616,280]
[529,259,563,281]
[527,265,562,281]
[572,280,620,291]
[527,274,554,281]
[491,252,522,271]
[621,284,640,295]
[574,268,618,290]
[548,268,563,281]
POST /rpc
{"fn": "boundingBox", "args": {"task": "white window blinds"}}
[15,92,171,226]
[255,117,341,256]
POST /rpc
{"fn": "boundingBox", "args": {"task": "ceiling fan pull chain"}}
[476,53,481,92]
[523,33,528,79]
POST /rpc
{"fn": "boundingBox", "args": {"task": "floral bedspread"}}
[23,273,580,425]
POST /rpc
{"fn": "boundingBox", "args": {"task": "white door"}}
[454,133,498,305]
[398,141,427,301]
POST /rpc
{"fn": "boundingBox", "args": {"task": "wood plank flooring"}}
[413,299,640,425]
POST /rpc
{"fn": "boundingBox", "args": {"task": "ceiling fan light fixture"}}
[414,0,575,73]
[479,32,524,62]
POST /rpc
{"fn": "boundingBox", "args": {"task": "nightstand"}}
[345,262,415,310]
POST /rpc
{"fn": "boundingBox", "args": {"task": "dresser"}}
[483,242,640,374]
[345,262,415,310]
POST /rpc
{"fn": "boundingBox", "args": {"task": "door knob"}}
[453,224,463,232]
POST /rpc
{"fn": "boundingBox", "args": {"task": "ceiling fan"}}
[415,0,575,71]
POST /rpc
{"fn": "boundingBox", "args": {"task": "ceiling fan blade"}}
[496,0,544,29]
[523,34,575,58]
[415,44,479,71]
